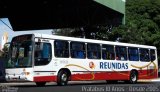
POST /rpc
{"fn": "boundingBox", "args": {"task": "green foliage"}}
[0,51,3,57]
[0,45,9,58]
[52,28,84,38]
[124,0,160,45]
[113,0,160,61]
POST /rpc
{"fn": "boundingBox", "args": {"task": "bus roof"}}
[32,33,156,49]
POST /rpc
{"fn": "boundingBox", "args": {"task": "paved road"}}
[0,81,160,92]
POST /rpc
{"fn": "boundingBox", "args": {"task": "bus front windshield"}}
[7,40,32,68]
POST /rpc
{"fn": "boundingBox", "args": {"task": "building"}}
[0,32,8,51]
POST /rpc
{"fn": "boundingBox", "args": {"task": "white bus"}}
[5,33,158,86]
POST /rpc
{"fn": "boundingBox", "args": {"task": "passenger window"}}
[54,40,69,58]
[87,43,101,59]
[150,49,156,61]
[116,46,127,61]
[70,42,86,59]
[102,45,115,60]
[140,48,149,62]
[35,43,52,66]
[128,47,139,61]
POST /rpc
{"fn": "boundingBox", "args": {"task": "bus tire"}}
[129,70,138,84]
[36,82,46,87]
[57,70,69,86]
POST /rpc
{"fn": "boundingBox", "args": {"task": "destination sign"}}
[12,35,32,42]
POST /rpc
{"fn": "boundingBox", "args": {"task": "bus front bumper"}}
[5,74,29,82]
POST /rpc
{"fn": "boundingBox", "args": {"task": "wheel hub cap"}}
[131,74,136,82]
[61,74,67,81]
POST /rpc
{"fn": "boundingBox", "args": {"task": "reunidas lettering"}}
[100,62,128,69]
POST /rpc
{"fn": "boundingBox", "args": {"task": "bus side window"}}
[102,45,115,60]
[115,46,127,61]
[150,49,156,61]
[54,40,69,58]
[87,43,101,59]
[128,47,139,61]
[140,48,149,62]
[70,42,86,59]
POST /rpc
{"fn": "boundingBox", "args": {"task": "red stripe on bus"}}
[138,69,158,79]
[34,76,57,82]
[71,71,129,81]
[33,69,157,82]
[71,69,158,81]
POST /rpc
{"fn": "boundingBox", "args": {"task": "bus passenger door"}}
[33,38,53,81]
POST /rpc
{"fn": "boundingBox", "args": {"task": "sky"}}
[0,18,53,43]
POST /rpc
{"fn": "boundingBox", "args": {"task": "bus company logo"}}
[89,62,95,69]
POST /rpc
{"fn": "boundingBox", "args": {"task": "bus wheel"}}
[129,70,138,84]
[57,70,69,86]
[36,82,46,87]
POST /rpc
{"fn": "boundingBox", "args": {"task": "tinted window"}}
[116,46,127,60]
[102,45,115,60]
[87,43,101,59]
[35,43,52,66]
[140,48,149,62]
[128,47,139,61]
[70,42,86,59]
[54,40,69,58]
[150,49,156,61]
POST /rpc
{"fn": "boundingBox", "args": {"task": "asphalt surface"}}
[0,81,160,92]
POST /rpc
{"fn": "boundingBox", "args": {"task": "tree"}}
[112,0,160,61]
[1,44,9,58]
[52,26,113,39]
[52,28,84,38]
[0,50,3,57]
